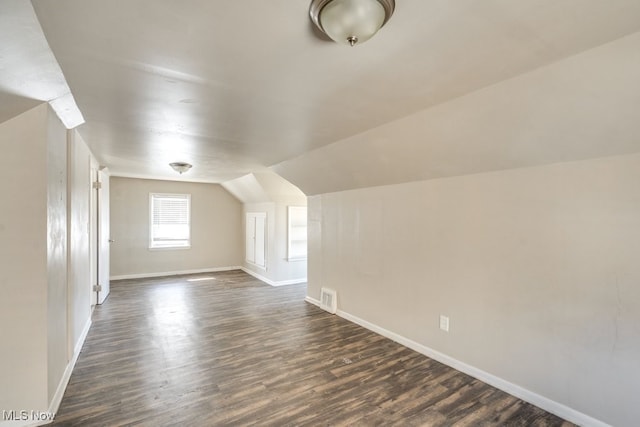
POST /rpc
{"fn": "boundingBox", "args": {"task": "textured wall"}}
[46,104,68,403]
[67,131,93,358]
[110,177,243,277]
[308,153,640,426]
[0,104,49,411]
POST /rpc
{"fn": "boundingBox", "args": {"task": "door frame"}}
[97,167,110,304]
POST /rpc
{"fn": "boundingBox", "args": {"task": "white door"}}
[97,168,110,304]
[245,212,266,268]
[89,164,98,307]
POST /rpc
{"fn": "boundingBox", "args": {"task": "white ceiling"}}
[222,171,307,205]
[3,1,640,187]
[275,31,640,194]
[0,1,83,128]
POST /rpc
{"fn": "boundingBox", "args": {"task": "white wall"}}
[307,153,640,427]
[0,104,95,424]
[0,104,49,412]
[277,27,640,426]
[110,177,243,278]
[243,201,307,285]
[46,101,68,403]
[67,131,93,357]
[224,171,308,285]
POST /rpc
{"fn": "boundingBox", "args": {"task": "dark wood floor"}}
[52,270,573,426]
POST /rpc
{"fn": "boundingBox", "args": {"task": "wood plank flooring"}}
[52,271,573,426]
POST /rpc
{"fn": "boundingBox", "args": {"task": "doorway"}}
[90,164,111,305]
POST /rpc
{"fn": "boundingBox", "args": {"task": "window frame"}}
[149,192,192,250]
[287,206,307,261]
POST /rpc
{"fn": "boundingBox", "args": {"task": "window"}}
[149,193,191,249]
[287,206,307,260]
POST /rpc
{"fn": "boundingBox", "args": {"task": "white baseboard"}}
[0,317,92,427]
[45,316,92,423]
[304,296,608,427]
[111,266,242,281]
[240,267,306,287]
[0,318,95,427]
[305,296,321,307]
[275,277,308,286]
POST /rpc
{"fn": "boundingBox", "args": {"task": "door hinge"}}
[93,181,102,190]
[93,284,103,292]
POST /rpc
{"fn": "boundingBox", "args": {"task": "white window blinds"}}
[149,193,191,248]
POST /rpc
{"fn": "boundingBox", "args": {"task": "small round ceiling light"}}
[169,162,192,174]
[309,0,395,46]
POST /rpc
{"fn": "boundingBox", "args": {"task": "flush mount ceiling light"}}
[169,162,192,174]
[309,0,395,46]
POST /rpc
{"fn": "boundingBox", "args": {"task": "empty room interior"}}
[1,0,639,426]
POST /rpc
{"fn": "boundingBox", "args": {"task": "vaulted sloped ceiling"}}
[0,1,82,127]
[21,0,640,190]
[222,171,306,205]
[275,32,640,194]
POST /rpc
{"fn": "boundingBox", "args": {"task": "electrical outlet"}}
[439,315,449,332]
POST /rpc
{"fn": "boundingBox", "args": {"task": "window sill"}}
[148,245,191,251]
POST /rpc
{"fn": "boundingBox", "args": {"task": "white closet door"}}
[246,212,266,268]
[254,213,266,268]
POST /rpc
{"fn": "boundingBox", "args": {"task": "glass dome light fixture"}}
[309,0,395,47]
[169,162,192,174]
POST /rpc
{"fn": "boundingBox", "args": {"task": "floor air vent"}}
[320,288,337,314]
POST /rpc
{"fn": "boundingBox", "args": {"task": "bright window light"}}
[149,193,191,249]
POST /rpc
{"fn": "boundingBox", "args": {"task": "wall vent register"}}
[320,287,338,314]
